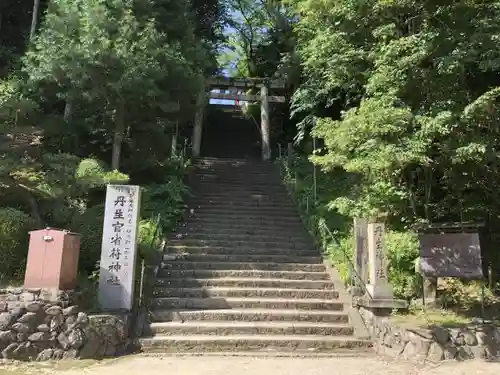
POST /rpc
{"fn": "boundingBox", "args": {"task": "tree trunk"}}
[111,99,125,171]
[25,191,43,227]
[30,0,41,41]
[64,98,73,122]
[14,181,43,227]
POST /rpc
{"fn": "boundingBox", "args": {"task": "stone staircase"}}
[139,157,371,354]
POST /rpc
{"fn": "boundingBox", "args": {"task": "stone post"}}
[171,120,178,158]
[366,223,394,299]
[353,218,368,296]
[260,85,271,161]
[192,87,206,158]
[354,223,408,336]
[422,277,438,307]
[287,142,293,168]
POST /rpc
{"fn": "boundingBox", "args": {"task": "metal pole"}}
[481,282,486,320]
[313,137,317,203]
[139,259,145,307]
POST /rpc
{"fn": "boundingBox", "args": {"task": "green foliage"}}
[137,218,163,263]
[0,208,34,284]
[291,0,500,223]
[0,0,205,285]
[439,279,500,310]
[141,178,190,231]
[69,204,105,275]
[222,0,296,80]
[75,158,129,188]
[279,154,420,300]
[283,0,500,290]
[386,231,419,300]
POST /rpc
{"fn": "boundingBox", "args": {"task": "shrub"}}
[75,158,129,187]
[386,230,420,300]
[0,208,34,283]
[138,218,164,263]
[69,204,105,275]
[141,179,189,231]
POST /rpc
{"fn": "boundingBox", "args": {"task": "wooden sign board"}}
[418,232,483,280]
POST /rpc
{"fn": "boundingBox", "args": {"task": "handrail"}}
[317,220,372,300]
[138,213,163,308]
[276,145,372,301]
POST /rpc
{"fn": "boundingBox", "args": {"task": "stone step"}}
[175,222,310,234]
[192,183,288,193]
[190,207,300,217]
[194,163,275,170]
[190,201,297,209]
[165,245,317,256]
[162,254,321,264]
[169,233,312,244]
[148,321,353,336]
[139,335,370,353]
[150,308,349,323]
[193,182,287,190]
[192,191,290,199]
[152,287,339,300]
[195,169,278,175]
[196,174,282,182]
[154,277,335,290]
[172,227,312,238]
[156,269,330,280]
[194,167,277,174]
[193,169,278,177]
[194,159,276,169]
[195,156,274,162]
[176,221,307,232]
[186,214,303,224]
[195,163,275,169]
[190,194,291,202]
[194,182,284,189]
[167,239,311,250]
[159,261,326,272]
[195,168,276,173]
[194,164,276,171]
[189,199,296,208]
[150,297,343,310]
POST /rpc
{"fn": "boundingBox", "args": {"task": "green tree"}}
[23,0,207,171]
[289,0,500,285]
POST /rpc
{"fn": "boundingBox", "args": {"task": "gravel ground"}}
[50,355,500,375]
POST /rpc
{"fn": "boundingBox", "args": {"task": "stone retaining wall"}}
[359,307,500,362]
[0,288,131,360]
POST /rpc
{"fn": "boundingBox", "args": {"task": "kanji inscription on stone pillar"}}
[98,185,141,310]
[366,223,393,299]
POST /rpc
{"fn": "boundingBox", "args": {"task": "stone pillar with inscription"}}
[98,185,141,311]
[354,222,408,319]
[366,223,393,299]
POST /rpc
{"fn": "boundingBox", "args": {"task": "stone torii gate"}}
[192,76,285,161]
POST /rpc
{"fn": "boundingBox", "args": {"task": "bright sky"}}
[210,21,239,106]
